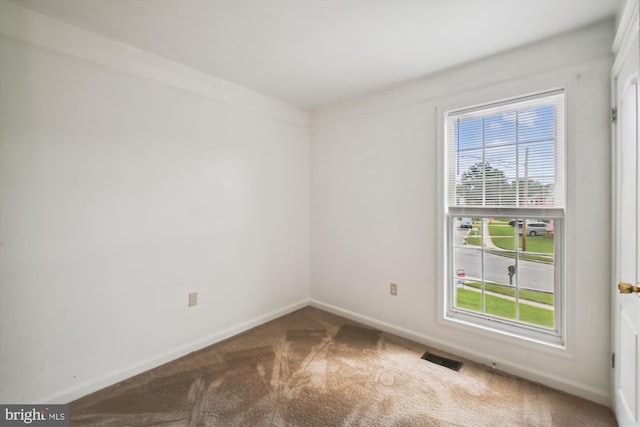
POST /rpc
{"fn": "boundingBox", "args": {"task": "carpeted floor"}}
[70,307,616,426]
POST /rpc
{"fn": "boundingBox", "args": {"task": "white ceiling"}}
[15,0,623,110]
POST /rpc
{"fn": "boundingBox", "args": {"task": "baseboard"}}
[310,299,611,407]
[40,298,310,404]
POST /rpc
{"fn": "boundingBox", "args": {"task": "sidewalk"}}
[482,219,500,249]
[463,219,502,249]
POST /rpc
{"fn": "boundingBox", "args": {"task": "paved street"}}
[455,228,554,293]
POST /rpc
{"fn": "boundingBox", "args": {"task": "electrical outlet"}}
[188,292,198,307]
[390,283,398,296]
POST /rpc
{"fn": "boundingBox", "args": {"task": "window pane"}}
[448,92,564,208]
[453,246,482,286]
[518,104,556,142]
[452,217,555,330]
[515,252,555,329]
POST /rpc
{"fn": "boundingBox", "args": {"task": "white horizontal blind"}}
[447,91,565,210]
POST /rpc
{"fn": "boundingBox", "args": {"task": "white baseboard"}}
[310,299,611,407]
[41,298,310,404]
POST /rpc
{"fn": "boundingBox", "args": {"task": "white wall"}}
[311,20,614,404]
[0,2,310,404]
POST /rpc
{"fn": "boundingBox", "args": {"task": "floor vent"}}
[421,352,463,371]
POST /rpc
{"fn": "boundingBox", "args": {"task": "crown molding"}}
[0,1,310,127]
[612,0,639,74]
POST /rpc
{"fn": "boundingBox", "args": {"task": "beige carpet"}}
[70,307,616,426]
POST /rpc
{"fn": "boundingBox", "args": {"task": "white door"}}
[612,31,640,427]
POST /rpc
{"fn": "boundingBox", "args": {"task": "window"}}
[445,90,565,345]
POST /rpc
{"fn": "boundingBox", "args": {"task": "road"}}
[454,228,554,292]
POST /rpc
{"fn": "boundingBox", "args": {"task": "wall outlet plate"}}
[188,292,198,307]
[390,283,398,296]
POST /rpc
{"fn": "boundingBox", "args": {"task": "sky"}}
[454,103,558,187]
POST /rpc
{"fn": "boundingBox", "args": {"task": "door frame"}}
[611,1,640,425]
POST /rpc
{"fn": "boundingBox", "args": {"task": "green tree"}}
[460,161,509,205]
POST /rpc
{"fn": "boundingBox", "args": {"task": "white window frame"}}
[440,89,567,347]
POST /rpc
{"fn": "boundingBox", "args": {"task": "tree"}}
[459,161,509,205]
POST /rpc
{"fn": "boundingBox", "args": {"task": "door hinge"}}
[611,107,617,124]
[611,352,615,369]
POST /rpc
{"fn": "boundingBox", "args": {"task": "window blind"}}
[446,91,565,210]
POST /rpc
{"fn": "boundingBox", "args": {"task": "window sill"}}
[440,311,574,360]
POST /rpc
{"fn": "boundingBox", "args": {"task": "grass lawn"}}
[456,288,554,328]
[487,221,516,236]
[463,281,553,305]
[467,236,482,245]
[462,220,553,262]
[465,224,482,246]
[488,223,554,253]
